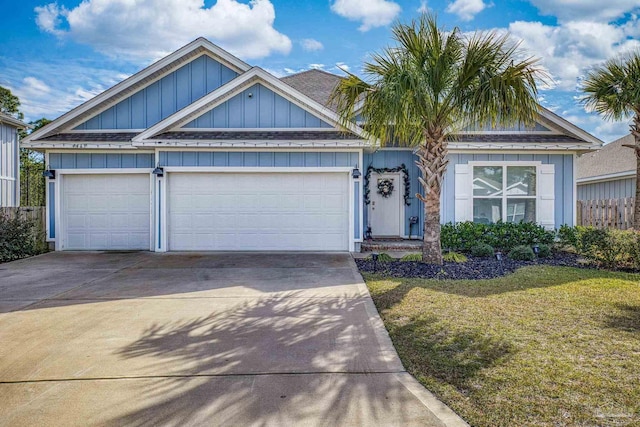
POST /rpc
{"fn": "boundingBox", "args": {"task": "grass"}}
[364,266,640,427]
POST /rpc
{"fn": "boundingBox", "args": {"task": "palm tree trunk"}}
[632,116,640,230]
[415,130,448,265]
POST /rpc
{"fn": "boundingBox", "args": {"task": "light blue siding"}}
[48,181,55,239]
[578,177,635,200]
[74,56,238,130]
[183,84,334,129]
[49,153,154,169]
[0,122,19,207]
[364,151,576,237]
[159,151,358,167]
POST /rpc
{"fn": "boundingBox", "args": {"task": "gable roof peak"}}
[23,37,251,143]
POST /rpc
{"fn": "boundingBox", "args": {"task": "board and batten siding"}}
[49,153,154,169]
[577,178,635,201]
[182,83,333,129]
[0,122,19,207]
[158,151,359,168]
[363,151,575,237]
[74,55,238,130]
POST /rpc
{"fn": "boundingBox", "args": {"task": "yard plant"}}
[331,14,544,264]
[582,50,640,228]
[365,266,640,426]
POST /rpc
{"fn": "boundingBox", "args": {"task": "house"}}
[0,112,26,207]
[577,134,636,201]
[22,38,602,252]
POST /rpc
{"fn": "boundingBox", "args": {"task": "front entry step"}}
[361,239,422,252]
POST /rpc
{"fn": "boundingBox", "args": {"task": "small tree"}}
[331,14,544,264]
[582,51,640,229]
[0,86,23,119]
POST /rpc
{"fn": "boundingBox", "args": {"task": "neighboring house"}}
[22,38,602,252]
[0,112,26,207]
[577,134,635,201]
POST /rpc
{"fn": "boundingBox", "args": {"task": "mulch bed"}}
[355,252,592,280]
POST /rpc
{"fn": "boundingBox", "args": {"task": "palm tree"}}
[581,51,640,229]
[331,14,544,264]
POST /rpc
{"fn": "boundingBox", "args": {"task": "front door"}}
[370,173,402,237]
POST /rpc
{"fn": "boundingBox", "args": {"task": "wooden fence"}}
[0,207,48,248]
[577,198,635,230]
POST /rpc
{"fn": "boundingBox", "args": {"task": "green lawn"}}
[364,266,640,427]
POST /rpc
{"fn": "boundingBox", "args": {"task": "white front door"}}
[167,172,349,251]
[370,173,402,237]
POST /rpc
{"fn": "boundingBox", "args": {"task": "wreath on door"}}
[377,178,394,198]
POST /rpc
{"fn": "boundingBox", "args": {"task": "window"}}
[472,165,537,224]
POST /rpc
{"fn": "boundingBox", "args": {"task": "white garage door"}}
[168,172,349,251]
[62,174,151,250]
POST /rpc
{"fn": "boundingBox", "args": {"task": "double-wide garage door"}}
[168,172,349,251]
[61,172,349,251]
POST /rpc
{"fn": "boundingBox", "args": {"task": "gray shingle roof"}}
[154,130,362,140]
[280,69,343,110]
[38,132,139,142]
[577,134,635,180]
[453,134,583,143]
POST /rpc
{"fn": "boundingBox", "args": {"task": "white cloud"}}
[309,63,325,69]
[34,0,292,61]
[331,0,401,32]
[0,58,129,121]
[34,3,66,36]
[445,0,489,21]
[507,19,640,91]
[417,1,429,13]
[300,38,324,52]
[335,62,351,72]
[528,0,640,22]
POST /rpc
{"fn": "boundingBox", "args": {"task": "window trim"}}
[469,161,541,224]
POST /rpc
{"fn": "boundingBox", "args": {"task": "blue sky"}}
[1,0,639,142]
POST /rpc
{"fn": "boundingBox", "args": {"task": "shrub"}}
[508,245,535,261]
[470,243,495,258]
[443,251,468,263]
[561,227,640,269]
[536,244,552,258]
[369,252,394,262]
[441,221,555,252]
[0,214,47,263]
[401,253,422,262]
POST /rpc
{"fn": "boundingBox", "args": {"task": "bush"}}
[536,243,552,258]
[401,253,422,262]
[470,243,495,258]
[559,226,640,269]
[508,245,535,261]
[441,221,555,252]
[443,251,468,263]
[0,214,47,263]
[369,252,394,262]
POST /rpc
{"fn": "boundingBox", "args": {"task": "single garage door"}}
[168,172,349,251]
[62,174,151,250]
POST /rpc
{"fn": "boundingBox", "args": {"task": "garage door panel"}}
[63,174,151,250]
[168,172,349,251]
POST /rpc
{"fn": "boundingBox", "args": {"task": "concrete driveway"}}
[0,252,466,426]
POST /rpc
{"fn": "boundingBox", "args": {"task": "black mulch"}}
[355,252,593,280]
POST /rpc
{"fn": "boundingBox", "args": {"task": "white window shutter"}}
[455,164,473,222]
[538,164,555,230]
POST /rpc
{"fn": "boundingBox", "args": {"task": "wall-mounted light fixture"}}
[42,169,55,179]
[352,164,361,179]
[152,164,164,177]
